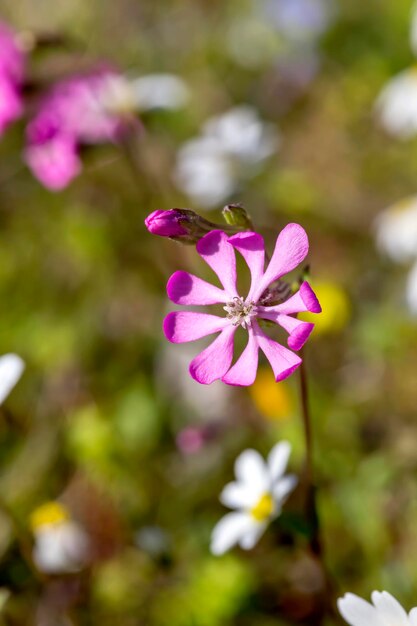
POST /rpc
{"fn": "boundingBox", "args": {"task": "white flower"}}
[376,68,417,139]
[375,196,417,263]
[338,590,417,626]
[31,502,89,575]
[210,441,297,555]
[0,353,24,405]
[175,106,279,208]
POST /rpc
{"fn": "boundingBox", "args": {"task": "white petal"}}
[220,481,257,510]
[337,593,382,626]
[203,106,278,162]
[371,591,409,626]
[376,70,417,140]
[33,522,89,574]
[273,474,298,503]
[234,449,269,493]
[406,262,417,315]
[375,198,417,263]
[409,607,417,626]
[268,441,291,481]
[130,74,190,111]
[210,512,254,555]
[238,522,267,550]
[0,354,24,404]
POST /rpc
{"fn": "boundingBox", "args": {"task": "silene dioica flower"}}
[338,590,417,626]
[164,223,321,386]
[24,68,189,190]
[0,21,26,136]
[24,68,136,190]
[211,441,297,554]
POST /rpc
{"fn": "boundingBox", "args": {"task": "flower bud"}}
[145,209,188,238]
[222,203,252,229]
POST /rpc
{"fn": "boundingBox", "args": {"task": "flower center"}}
[224,296,258,329]
[250,493,274,522]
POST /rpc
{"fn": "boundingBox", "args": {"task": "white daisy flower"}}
[376,68,417,139]
[375,196,417,263]
[175,106,279,208]
[338,590,417,626]
[0,353,24,405]
[210,441,297,555]
[30,502,90,575]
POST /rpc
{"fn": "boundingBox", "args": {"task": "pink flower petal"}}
[25,135,81,191]
[258,311,314,351]
[228,232,265,301]
[252,224,309,300]
[163,311,230,343]
[197,230,238,297]
[222,327,259,386]
[258,281,321,315]
[167,270,227,305]
[254,322,302,381]
[189,324,236,384]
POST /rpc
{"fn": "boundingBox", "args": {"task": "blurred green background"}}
[1,0,417,623]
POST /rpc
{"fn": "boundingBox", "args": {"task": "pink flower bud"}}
[145,210,188,237]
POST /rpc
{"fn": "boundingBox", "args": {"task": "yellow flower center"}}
[30,502,69,531]
[250,492,274,522]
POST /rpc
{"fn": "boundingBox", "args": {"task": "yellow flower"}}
[249,367,293,420]
[300,281,350,335]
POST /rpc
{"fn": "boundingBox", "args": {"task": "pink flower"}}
[163,224,321,386]
[0,22,25,82]
[24,69,135,190]
[0,21,26,136]
[0,74,24,135]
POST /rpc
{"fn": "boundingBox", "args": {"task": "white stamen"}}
[223,296,258,329]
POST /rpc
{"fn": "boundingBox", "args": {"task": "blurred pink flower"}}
[24,69,136,190]
[0,21,26,136]
[176,426,206,454]
[164,224,321,386]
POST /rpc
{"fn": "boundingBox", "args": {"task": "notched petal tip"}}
[162,312,177,343]
[275,360,301,382]
[300,281,322,313]
[287,321,315,351]
[196,229,225,254]
[227,230,262,249]
[166,271,185,302]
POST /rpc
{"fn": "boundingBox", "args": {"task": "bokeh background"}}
[0,0,417,623]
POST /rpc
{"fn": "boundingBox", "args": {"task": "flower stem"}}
[298,351,321,556]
